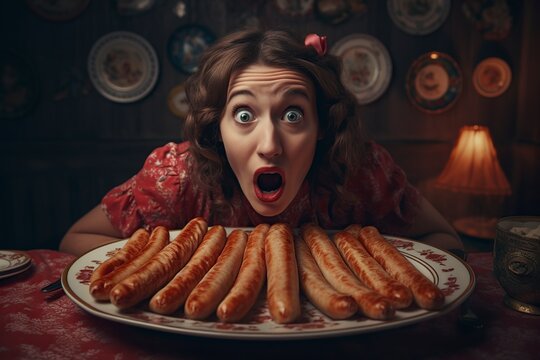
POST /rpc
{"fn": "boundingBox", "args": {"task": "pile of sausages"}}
[88,217,445,324]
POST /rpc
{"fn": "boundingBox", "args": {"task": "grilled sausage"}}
[334,230,413,309]
[90,228,150,284]
[184,229,248,320]
[109,217,208,309]
[149,225,227,314]
[358,226,445,310]
[295,236,358,319]
[217,224,269,322]
[265,223,301,324]
[89,226,169,301]
[300,223,395,320]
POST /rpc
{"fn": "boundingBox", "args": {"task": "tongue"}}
[258,173,282,192]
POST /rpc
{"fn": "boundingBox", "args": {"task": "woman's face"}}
[219,63,319,217]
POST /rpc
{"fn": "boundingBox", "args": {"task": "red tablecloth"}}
[0,250,538,360]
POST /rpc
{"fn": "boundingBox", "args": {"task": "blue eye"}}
[234,108,254,123]
[283,108,303,123]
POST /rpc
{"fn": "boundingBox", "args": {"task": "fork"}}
[41,278,62,293]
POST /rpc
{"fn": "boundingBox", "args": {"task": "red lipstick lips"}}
[254,167,285,202]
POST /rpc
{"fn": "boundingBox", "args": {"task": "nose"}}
[257,118,282,159]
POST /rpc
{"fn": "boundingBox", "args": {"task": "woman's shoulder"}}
[144,141,193,168]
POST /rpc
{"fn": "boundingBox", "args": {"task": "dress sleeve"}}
[350,142,421,235]
[101,142,189,237]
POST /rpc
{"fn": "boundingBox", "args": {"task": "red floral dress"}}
[102,141,420,237]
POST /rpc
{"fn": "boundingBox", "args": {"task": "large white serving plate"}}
[62,229,475,340]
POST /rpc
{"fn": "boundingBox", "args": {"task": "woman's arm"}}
[401,196,465,257]
[59,205,124,256]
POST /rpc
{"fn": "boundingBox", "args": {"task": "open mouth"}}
[254,168,285,202]
[257,173,283,193]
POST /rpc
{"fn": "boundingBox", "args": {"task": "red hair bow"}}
[304,33,327,56]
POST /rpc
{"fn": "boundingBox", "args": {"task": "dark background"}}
[1,0,539,251]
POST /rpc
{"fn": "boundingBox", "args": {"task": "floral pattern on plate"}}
[0,250,32,279]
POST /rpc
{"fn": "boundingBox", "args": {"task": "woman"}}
[60,29,463,257]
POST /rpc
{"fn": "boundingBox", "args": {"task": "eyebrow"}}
[227,89,254,103]
[227,87,312,103]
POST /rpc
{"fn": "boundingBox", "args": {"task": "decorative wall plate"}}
[167,25,215,74]
[88,31,159,103]
[387,0,451,35]
[472,57,511,98]
[0,50,39,119]
[274,0,315,17]
[462,0,512,40]
[406,52,462,114]
[167,83,189,118]
[331,34,392,105]
[26,0,90,21]
[315,0,352,24]
[115,0,157,16]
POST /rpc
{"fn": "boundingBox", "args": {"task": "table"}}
[1,249,538,360]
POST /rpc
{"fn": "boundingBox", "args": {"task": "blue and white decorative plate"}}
[167,25,215,74]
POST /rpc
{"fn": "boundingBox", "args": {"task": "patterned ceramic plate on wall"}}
[387,0,451,35]
[331,34,392,105]
[274,0,315,17]
[406,51,462,114]
[167,25,215,74]
[167,83,189,118]
[62,229,474,340]
[26,0,90,21]
[88,31,159,103]
[472,57,511,98]
[0,50,40,119]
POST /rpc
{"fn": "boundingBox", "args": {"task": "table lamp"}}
[435,125,511,239]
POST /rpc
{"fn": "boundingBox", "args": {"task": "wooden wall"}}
[1,0,538,250]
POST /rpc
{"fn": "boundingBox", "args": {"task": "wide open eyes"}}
[233,107,255,124]
[232,106,304,124]
[283,107,304,123]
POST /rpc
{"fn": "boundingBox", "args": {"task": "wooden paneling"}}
[1,0,538,250]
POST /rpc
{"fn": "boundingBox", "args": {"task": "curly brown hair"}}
[183,29,367,216]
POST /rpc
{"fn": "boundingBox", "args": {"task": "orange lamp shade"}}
[435,125,511,195]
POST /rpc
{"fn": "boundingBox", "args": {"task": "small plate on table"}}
[88,31,159,103]
[331,34,392,105]
[406,51,462,114]
[0,250,32,279]
[472,57,511,98]
[387,0,451,35]
[62,229,475,340]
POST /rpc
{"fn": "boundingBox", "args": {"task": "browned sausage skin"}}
[358,226,445,310]
[300,223,395,320]
[265,223,301,324]
[89,228,150,286]
[217,224,269,322]
[89,226,169,301]
[184,229,248,320]
[109,217,208,309]
[334,230,413,309]
[149,225,227,315]
[295,235,358,319]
